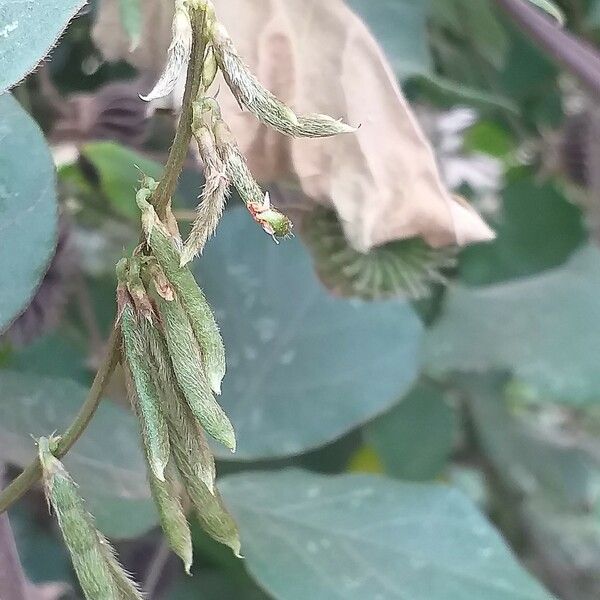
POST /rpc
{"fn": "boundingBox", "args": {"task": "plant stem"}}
[0,327,121,514]
[494,0,600,97]
[0,6,210,516]
[153,7,208,221]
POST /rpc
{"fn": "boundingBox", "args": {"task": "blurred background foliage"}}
[2,0,600,598]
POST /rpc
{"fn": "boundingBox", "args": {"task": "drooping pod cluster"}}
[38,437,144,599]
[141,0,355,263]
[116,240,241,568]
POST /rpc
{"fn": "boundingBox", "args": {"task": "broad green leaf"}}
[426,246,600,403]
[459,178,586,285]
[81,142,165,220]
[0,0,86,92]
[0,371,156,538]
[0,94,58,333]
[347,0,432,79]
[365,382,457,481]
[195,209,423,460]
[220,470,555,600]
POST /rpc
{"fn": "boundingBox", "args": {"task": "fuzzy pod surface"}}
[149,278,236,451]
[137,193,226,395]
[38,438,143,600]
[121,303,171,481]
[149,460,194,573]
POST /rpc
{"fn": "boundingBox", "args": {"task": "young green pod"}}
[121,301,171,481]
[126,258,156,322]
[213,120,293,240]
[143,318,216,492]
[38,438,143,600]
[147,275,236,452]
[136,194,226,395]
[210,22,355,138]
[148,460,193,574]
[141,2,192,102]
[171,448,241,557]
[181,123,230,265]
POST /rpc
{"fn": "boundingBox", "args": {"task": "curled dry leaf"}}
[93,0,494,251]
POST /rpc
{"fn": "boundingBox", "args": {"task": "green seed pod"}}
[143,318,216,492]
[147,275,236,452]
[210,22,355,138]
[171,448,241,557]
[136,193,226,395]
[38,437,143,600]
[121,302,171,481]
[148,460,193,574]
[213,121,293,240]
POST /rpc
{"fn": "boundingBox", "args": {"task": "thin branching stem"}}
[0,326,121,513]
[153,7,208,222]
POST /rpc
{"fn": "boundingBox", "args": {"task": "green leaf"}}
[0,0,86,92]
[346,0,432,79]
[0,371,156,538]
[459,178,586,286]
[0,94,58,333]
[220,470,555,600]
[426,246,600,403]
[195,209,423,460]
[365,382,457,481]
[80,142,166,220]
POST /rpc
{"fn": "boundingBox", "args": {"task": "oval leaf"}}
[0,0,86,92]
[0,94,58,332]
[220,470,555,600]
[0,370,156,538]
[426,245,600,404]
[195,209,423,460]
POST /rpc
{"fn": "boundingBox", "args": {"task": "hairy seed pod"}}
[38,438,143,600]
[171,449,241,556]
[136,193,226,395]
[149,460,193,573]
[213,120,293,239]
[210,23,354,138]
[141,3,193,102]
[181,124,230,265]
[147,275,236,451]
[121,302,171,481]
[143,318,216,492]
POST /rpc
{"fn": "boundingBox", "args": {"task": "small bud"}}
[247,194,293,240]
[147,275,236,451]
[210,23,355,138]
[38,437,143,599]
[137,194,226,395]
[141,5,192,102]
